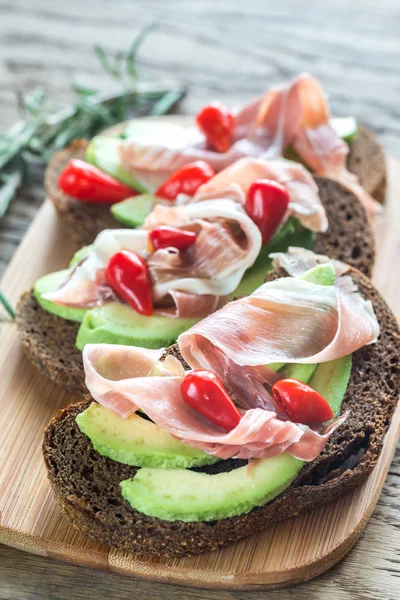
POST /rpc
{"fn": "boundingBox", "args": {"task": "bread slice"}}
[16,178,376,396]
[42,267,400,558]
[45,126,386,247]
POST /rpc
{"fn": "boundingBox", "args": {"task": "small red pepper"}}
[272,379,334,425]
[105,250,153,316]
[149,226,197,252]
[245,179,290,245]
[58,159,136,204]
[180,370,241,432]
[196,102,235,153]
[155,161,215,201]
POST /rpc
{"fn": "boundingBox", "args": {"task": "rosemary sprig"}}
[0,290,15,319]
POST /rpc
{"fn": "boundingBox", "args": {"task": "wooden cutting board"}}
[0,157,399,591]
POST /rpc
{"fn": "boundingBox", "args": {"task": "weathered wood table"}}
[0,1,399,598]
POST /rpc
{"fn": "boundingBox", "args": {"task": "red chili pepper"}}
[149,226,197,252]
[245,179,290,245]
[155,161,215,201]
[196,102,235,153]
[105,250,153,316]
[58,159,136,204]
[272,379,334,425]
[180,370,241,432]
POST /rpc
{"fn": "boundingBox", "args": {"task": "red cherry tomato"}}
[196,102,235,153]
[155,161,215,201]
[272,379,334,425]
[105,250,153,316]
[149,226,197,252]
[180,370,241,432]
[245,179,290,245]
[58,159,136,204]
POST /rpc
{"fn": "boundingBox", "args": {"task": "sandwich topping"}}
[118,73,378,216]
[43,160,326,319]
[82,249,379,463]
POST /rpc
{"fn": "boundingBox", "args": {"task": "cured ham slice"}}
[83,344,347,462]
[179,269,379,369]
[119,73,379,216]
[194,158,328,233]
[82,249,380,462]
[43,199,261,314]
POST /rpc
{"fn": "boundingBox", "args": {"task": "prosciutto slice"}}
[119,73,379,216]
[83,249,380,462]
[42,199,261,314]
[194,157,328,233]
[83,344,347,462]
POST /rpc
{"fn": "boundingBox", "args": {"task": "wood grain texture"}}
[0,160,398,595]
[0,0,399,598]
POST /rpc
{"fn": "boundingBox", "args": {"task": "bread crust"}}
[42,267,400,558]
[45,126,386,247]
[17,174,376,394]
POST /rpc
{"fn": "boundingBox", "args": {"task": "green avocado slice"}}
[85,136,149,193]
[120,453,302,522]
[330,117,358,143]
[34,270,87,323]
[75,302,200,351]
[309,355,352,416]
[111,195,159,227]
[76,403,217,469]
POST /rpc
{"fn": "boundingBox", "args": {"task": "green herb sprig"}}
[0,25,186,318]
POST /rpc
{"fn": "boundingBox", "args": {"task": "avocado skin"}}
[76,302,200,351]
[76,403,218,469]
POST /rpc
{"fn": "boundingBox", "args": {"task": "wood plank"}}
[0,156,398,590]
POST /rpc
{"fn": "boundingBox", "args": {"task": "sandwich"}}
[43,248,400,558]
[45,73,385,247]
[17,159,375,395]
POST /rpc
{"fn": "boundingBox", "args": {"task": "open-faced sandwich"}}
[17,158,374,395]
[45,73,385,247]
[43,248,400,558]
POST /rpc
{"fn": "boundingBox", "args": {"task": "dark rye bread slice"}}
[42,267,400,558]
[347,126,386,205]
[45,125,386,247]
[16,179,375,396]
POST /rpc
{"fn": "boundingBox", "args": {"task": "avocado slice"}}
[68,245,93,267]
[34,270,87,323]
[309,355,352,416]
[76,402,218,469]
[121,453,302,522]
[85,136,148,193]
[300,263,336,286]
[111,194,159,228]
[279,363,318,383]
[230,218,315,299]
[330,117,358,143]
[75,302,200,351]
